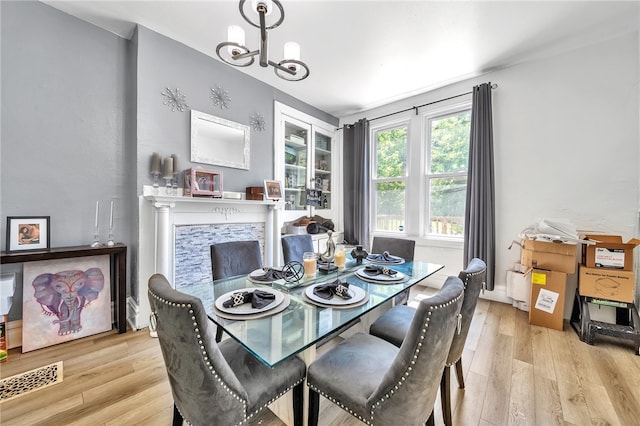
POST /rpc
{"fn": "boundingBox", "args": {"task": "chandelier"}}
[216,0,310,81]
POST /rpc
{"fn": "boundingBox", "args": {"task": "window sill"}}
[416,235,464,249]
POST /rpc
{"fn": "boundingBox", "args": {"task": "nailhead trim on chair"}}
[150,289,302,425]
[308,291,464,425]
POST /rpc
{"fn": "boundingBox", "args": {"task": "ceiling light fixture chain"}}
[216,0,310,82]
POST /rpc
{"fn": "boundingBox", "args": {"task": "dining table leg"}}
[268,345,317,426]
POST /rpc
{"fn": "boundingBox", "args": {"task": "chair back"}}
[447,258,486,365]
[210,240,263,280]
[371,236,415,261]
[148,274,249,425]
[281,234,315,264]
[368,276,464,424]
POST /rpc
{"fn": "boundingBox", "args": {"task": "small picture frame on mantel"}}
[264,180,283,201]
[6,216,50,252]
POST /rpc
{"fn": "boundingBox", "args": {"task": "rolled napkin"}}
[251,267,294,282]
[222,289,276,309]
[366,251,404,263]
[312,279,352,300]
[363,265,398,276]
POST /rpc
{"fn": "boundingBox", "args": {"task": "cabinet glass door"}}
[283,119,310,211]
[313,130,333,211]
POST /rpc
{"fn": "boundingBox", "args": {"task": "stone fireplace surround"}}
[129,187,282,330]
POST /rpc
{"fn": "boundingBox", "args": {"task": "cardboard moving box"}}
[581,234,640,271]
[529,269,568,331]
[578,265,635,303]
[521,239,577,274]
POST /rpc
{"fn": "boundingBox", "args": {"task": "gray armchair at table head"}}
[281,234,315,264]
[148,274,305,426]
[306,276,464,426]
[371,236,416,305]
[210,240,263,280]
[371,236,416,262]
[368,257,487,426]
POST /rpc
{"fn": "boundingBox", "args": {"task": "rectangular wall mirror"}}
[190,110,250,170]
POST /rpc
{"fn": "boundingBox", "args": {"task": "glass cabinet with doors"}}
[275,102,337,221]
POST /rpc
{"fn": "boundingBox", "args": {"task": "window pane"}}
[429,176,466,236]
[375,126,407,178]
[430,112,470,174]
[374,181,405,232]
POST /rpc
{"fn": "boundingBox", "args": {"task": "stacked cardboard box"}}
[520,239,577,330]
[578,234,639,303]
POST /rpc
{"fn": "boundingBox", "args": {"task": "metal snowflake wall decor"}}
[210,85,231,109]
[161,87,188,112]
[250,113,267,132]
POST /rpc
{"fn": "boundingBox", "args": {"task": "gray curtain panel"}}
[343,118,370,248]
[464,83,495,290]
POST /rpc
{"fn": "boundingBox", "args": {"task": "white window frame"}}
[369,119,410,235]
[424,103,472,240]
[365,95,471,246]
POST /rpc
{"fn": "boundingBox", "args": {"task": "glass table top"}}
[182,259,444,367]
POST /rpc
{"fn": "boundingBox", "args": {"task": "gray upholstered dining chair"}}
[281,234,315,264]
[371,236,416,305]
[210,240,263,280]
[148,274,306,426]
[369,258,487,426]
[210,240,263,342]
[306,276,465,426]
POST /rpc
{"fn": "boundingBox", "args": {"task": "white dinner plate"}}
[355,267,406,282]
[304,282,367,306]
[247,268,281,283]
[215,287,284,315]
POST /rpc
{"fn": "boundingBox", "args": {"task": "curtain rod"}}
[338,82,498,131]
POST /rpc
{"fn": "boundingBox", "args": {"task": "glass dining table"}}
[181,258,444,368]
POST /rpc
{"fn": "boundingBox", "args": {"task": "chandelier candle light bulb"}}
[283,42,300,72]
[227,25,245,56]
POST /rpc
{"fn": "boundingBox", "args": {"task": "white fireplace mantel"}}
[128,188,283,330]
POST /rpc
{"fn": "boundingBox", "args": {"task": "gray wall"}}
[0,1,338,318]
[1,1,130,320]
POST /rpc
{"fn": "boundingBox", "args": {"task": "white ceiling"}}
[41,0,639,117]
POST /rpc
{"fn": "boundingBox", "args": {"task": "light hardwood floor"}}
[2,286,639,426]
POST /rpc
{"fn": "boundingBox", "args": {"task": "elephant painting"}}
[32,268,105,336]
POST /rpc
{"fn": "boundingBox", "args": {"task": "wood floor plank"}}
[582,384,622,426]
[548,326,580,385]
[0,394,84,426]
[531,324,556,381]
[464,298,490,352]
[512,309,533,364]
[452,371,488,426]
[556,378,591,426]
[508,359,535,426]
[469,301,501,377]
[533,375,564,426]
[563,322,605,387]
[105,388,174,426]
[593,343,640,426]
[480,333,513,425]
[498,301,516,337]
